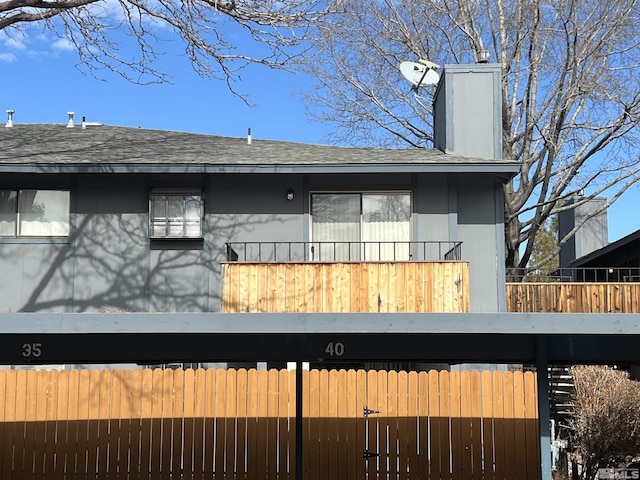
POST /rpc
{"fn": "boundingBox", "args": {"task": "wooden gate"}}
[303,369,540,480]
[0,367,539,479]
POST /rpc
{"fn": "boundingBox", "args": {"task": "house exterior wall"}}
[0,171,504,313]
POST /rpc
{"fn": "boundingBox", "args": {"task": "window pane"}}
[167,196,185,236]
[151,196,167,237]
[18,190,69,236]
[184,196,202,237]
[363,193,411,260]
[312,194,360,261]
[0,190,17,237]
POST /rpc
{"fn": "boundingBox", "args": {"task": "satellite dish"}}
[399,60,440,88]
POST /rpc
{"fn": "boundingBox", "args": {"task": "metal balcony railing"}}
[506,267,640,282]
[225,241,463,263]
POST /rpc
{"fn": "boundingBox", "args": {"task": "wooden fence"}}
[0,367,539,480]
[506,282,640,313]
[222,262,470,313]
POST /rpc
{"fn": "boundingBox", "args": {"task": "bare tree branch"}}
[1,0,340,90]
[298,0,640,269]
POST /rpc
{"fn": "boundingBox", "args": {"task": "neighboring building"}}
[558,196,640,281]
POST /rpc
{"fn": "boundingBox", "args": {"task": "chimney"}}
[66,112,75,128]
[558,196,609,268]
[5,110,14,128]
[433,63,503,159]
[247,127,252,145]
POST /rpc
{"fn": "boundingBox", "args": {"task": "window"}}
[311,192,411,261]
[150,189,203,239]
[0,190,70,237]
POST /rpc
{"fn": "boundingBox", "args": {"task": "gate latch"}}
[363,406,380,417]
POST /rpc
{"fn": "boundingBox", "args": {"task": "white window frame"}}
[0,189,70,238]
[149,188,204,239]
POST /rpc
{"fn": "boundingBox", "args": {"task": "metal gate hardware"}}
[363,406,380,417]
[363,449,380,460]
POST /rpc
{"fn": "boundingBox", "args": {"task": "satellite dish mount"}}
[399,58,440,110]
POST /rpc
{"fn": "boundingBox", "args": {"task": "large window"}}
[150,189,203,239]
[0,190,70,237]
[311,192,411,261]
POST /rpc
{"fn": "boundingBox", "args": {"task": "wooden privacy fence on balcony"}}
[506,282,640,313]
[222,261,470,313]
[0,367,539,480]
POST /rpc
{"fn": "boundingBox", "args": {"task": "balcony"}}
[506,267,640,313]
[222,241,469,313]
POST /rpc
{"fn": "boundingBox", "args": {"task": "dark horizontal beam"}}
[2,312,639,365]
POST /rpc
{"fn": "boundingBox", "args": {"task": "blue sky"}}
[1,25,638,244]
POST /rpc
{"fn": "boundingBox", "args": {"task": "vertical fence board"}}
[365,370,378,480]
[327,369,339,480]
[45,370,59,478]
[213,369,226,480]
[226,369,238,480]
[245,369,258,480]
[397,371,409,480]
[277,369,290,480]
[32,370,47,478]
[439,371,452,480]
[492,372,505,480]
[172,370,185,480]
[428,370,441,479]
[118,370,133,480]
[343,369,356,480]
[183,369,196,480]
[96,370,110,480]
[130,369,147,480]
[305,369,317,480]
[406,371,419,480]
[450,370,462,480]
[266,369,279,480]
[85,369,101,480]
[355,369,367,480]
[524,372,540,480]
[469,371,483,480]
[503,372,517,480]
[417,372,429,480]
[378,370,390,480]
[318,370,330,480]
[481,371,495,480]
[235,369,248,480]
[65,370,80,479]
[460,371,473,480]
[514,372,527,480]
[255,369,268,479]
[148,369,163,480]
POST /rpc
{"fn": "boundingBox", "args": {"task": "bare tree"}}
[568,365,640,480]
[300,0,640,269]
[0,0,338,91]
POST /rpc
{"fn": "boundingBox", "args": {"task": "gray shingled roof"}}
[0,123,520,175]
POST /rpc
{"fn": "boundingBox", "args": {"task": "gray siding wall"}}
[0,172,504,313]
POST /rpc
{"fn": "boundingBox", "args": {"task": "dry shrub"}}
[568,365,640,480]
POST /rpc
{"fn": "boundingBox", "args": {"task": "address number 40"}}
[324,342,345,357]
